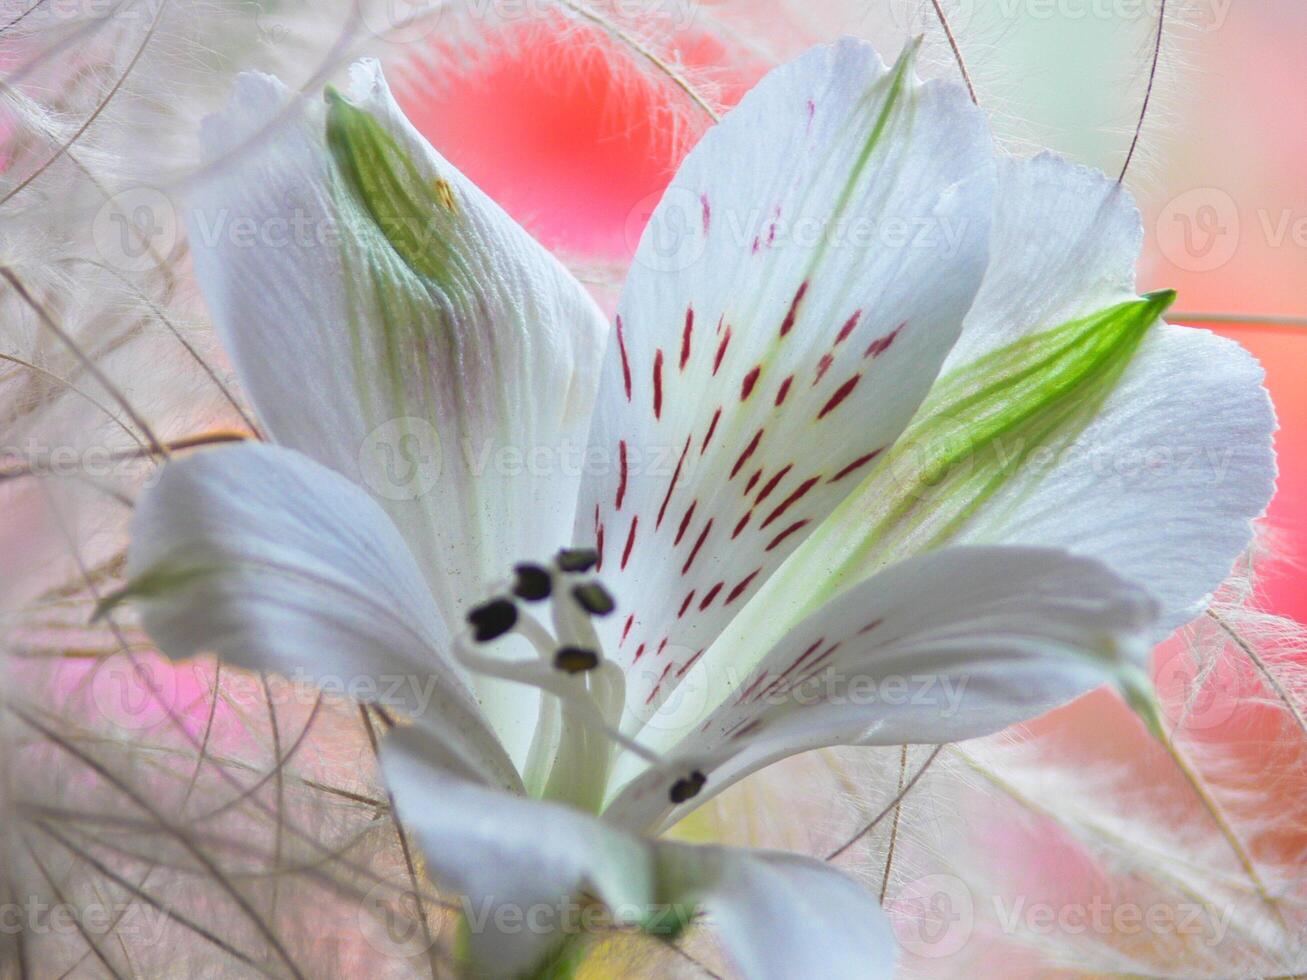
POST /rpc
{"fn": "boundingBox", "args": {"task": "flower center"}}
[456,549,705,815]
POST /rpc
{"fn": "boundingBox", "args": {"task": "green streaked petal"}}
[819,288,1177,582]
[186,61,609,765]
[631,291,1176,762]
[927,154,1274,637]
[629,151,1272,796]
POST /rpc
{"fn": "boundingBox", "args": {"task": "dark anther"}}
[572,582,615,616]
[467,598,518,642]
[556,547,599,573]
[554,646,600,674]
[512,563,552,602]
[668,770,707,805]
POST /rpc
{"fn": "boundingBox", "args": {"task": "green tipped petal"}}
[835,288,1176,573]
[769,288,1175,621]
[325,86,464,288]
[186,60,608,765]
[658,153,1269,768]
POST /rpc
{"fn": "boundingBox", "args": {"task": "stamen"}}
[461,553,671,810]
[668,769,707,804]
[452,636,665,766]
[515,608,561,662]
[554,646,600,674]
[572,582,615,616]
[467,597,517,642]
[512,563,552,602]
[556,547,599,573]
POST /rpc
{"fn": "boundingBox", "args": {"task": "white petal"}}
[576,39,995,722]
[381,725,895,979]
[943,152,1143,369]
[943,154,1276,633]
[382,725,652,976]
[951,322,1276,635]
[187,63,608,758]
[608,546,1156,832]
[714,153,1274,678]
[121,444,520,792]
[657,846,899,980]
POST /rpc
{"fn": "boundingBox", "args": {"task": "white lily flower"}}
[110,38,1275,979]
